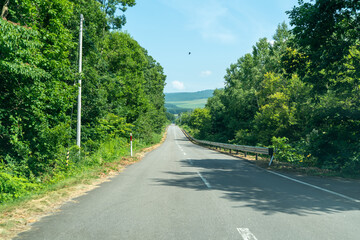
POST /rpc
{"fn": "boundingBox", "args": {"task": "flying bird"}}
[188,52,191,55]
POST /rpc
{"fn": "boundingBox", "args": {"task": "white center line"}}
[237,228,258,240]
[267,170,360,203]
[197,171,211,188]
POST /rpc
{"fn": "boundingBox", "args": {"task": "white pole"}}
[130,133,133,157]
[76,14,84,149]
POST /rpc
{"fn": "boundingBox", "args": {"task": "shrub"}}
[341,156,360,177]
[271,136,304,163]
[0,172,38,203]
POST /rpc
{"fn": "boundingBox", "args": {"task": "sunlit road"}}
[17,125,360,240]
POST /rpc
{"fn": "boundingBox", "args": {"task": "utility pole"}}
[76,14,84,149]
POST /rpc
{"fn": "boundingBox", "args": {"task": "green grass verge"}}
[0,127,167,239]
[0,128,166,208]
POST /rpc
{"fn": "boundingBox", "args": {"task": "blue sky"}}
[122,0,300,93]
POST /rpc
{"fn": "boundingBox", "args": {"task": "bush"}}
[341,156,360,177]
[271,136,304,163]
[0,172,39,203]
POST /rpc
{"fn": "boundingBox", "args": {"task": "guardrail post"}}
[268,148,275,166]
[245,152,247,157]
[256,153,258,161]
[230,149,232,154]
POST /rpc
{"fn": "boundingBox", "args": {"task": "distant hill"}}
[164,103,192,114]
[165,89,214,102]
[165,90,214,114]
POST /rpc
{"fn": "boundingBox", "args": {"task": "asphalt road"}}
[16,125,360,240]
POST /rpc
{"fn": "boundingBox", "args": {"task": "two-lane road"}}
[17,125,360,239]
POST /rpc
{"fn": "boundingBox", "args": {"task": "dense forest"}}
[0,0,168,202]
[178,0,360,175]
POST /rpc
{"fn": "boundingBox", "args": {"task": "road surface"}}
[16,125,360,240]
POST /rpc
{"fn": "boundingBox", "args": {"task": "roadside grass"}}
[0,127,168,240]
[198,144,360,180]
[262,160,359,179]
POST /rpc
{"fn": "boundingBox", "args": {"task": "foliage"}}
[0,171,39,203]
[287,0,360,93]
[0,17,75,177]
[97,0,136,30]
[165,112,176,122]
[254,72,311,144]
[270,137,304,163]
[341,156,360,177]
[89,137,128,164]
[187,108,211,140]
[0,0,169,203]
[178,2,360,176]
[96,114,133,140]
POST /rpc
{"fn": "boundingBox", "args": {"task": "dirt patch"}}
[0,127,168,240]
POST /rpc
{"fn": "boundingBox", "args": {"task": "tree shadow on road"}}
[153,158,360,216]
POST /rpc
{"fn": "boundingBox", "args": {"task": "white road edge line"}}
[237,228,258,240]
[267,170,360,203]
[197,171,211,188]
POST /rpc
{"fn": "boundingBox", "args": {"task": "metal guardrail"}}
[181,128,274,162]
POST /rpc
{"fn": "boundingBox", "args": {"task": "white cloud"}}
[172,81,185,90]
[200,70,212,77]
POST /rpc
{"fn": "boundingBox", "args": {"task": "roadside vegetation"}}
[0,128,167,240]
[178,0,360,177]
[0,0,168,204]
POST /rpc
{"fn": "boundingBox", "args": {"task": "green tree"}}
[0,0,169,203]
[205,89,227,142]
[254,72,311,145]
[286,0,360,170]
[165,112,175,122]
[220,26,290,143]
[97,0,136,30]
[188,108,211,140]
[0,17,75,176]
[287,0,360,93]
